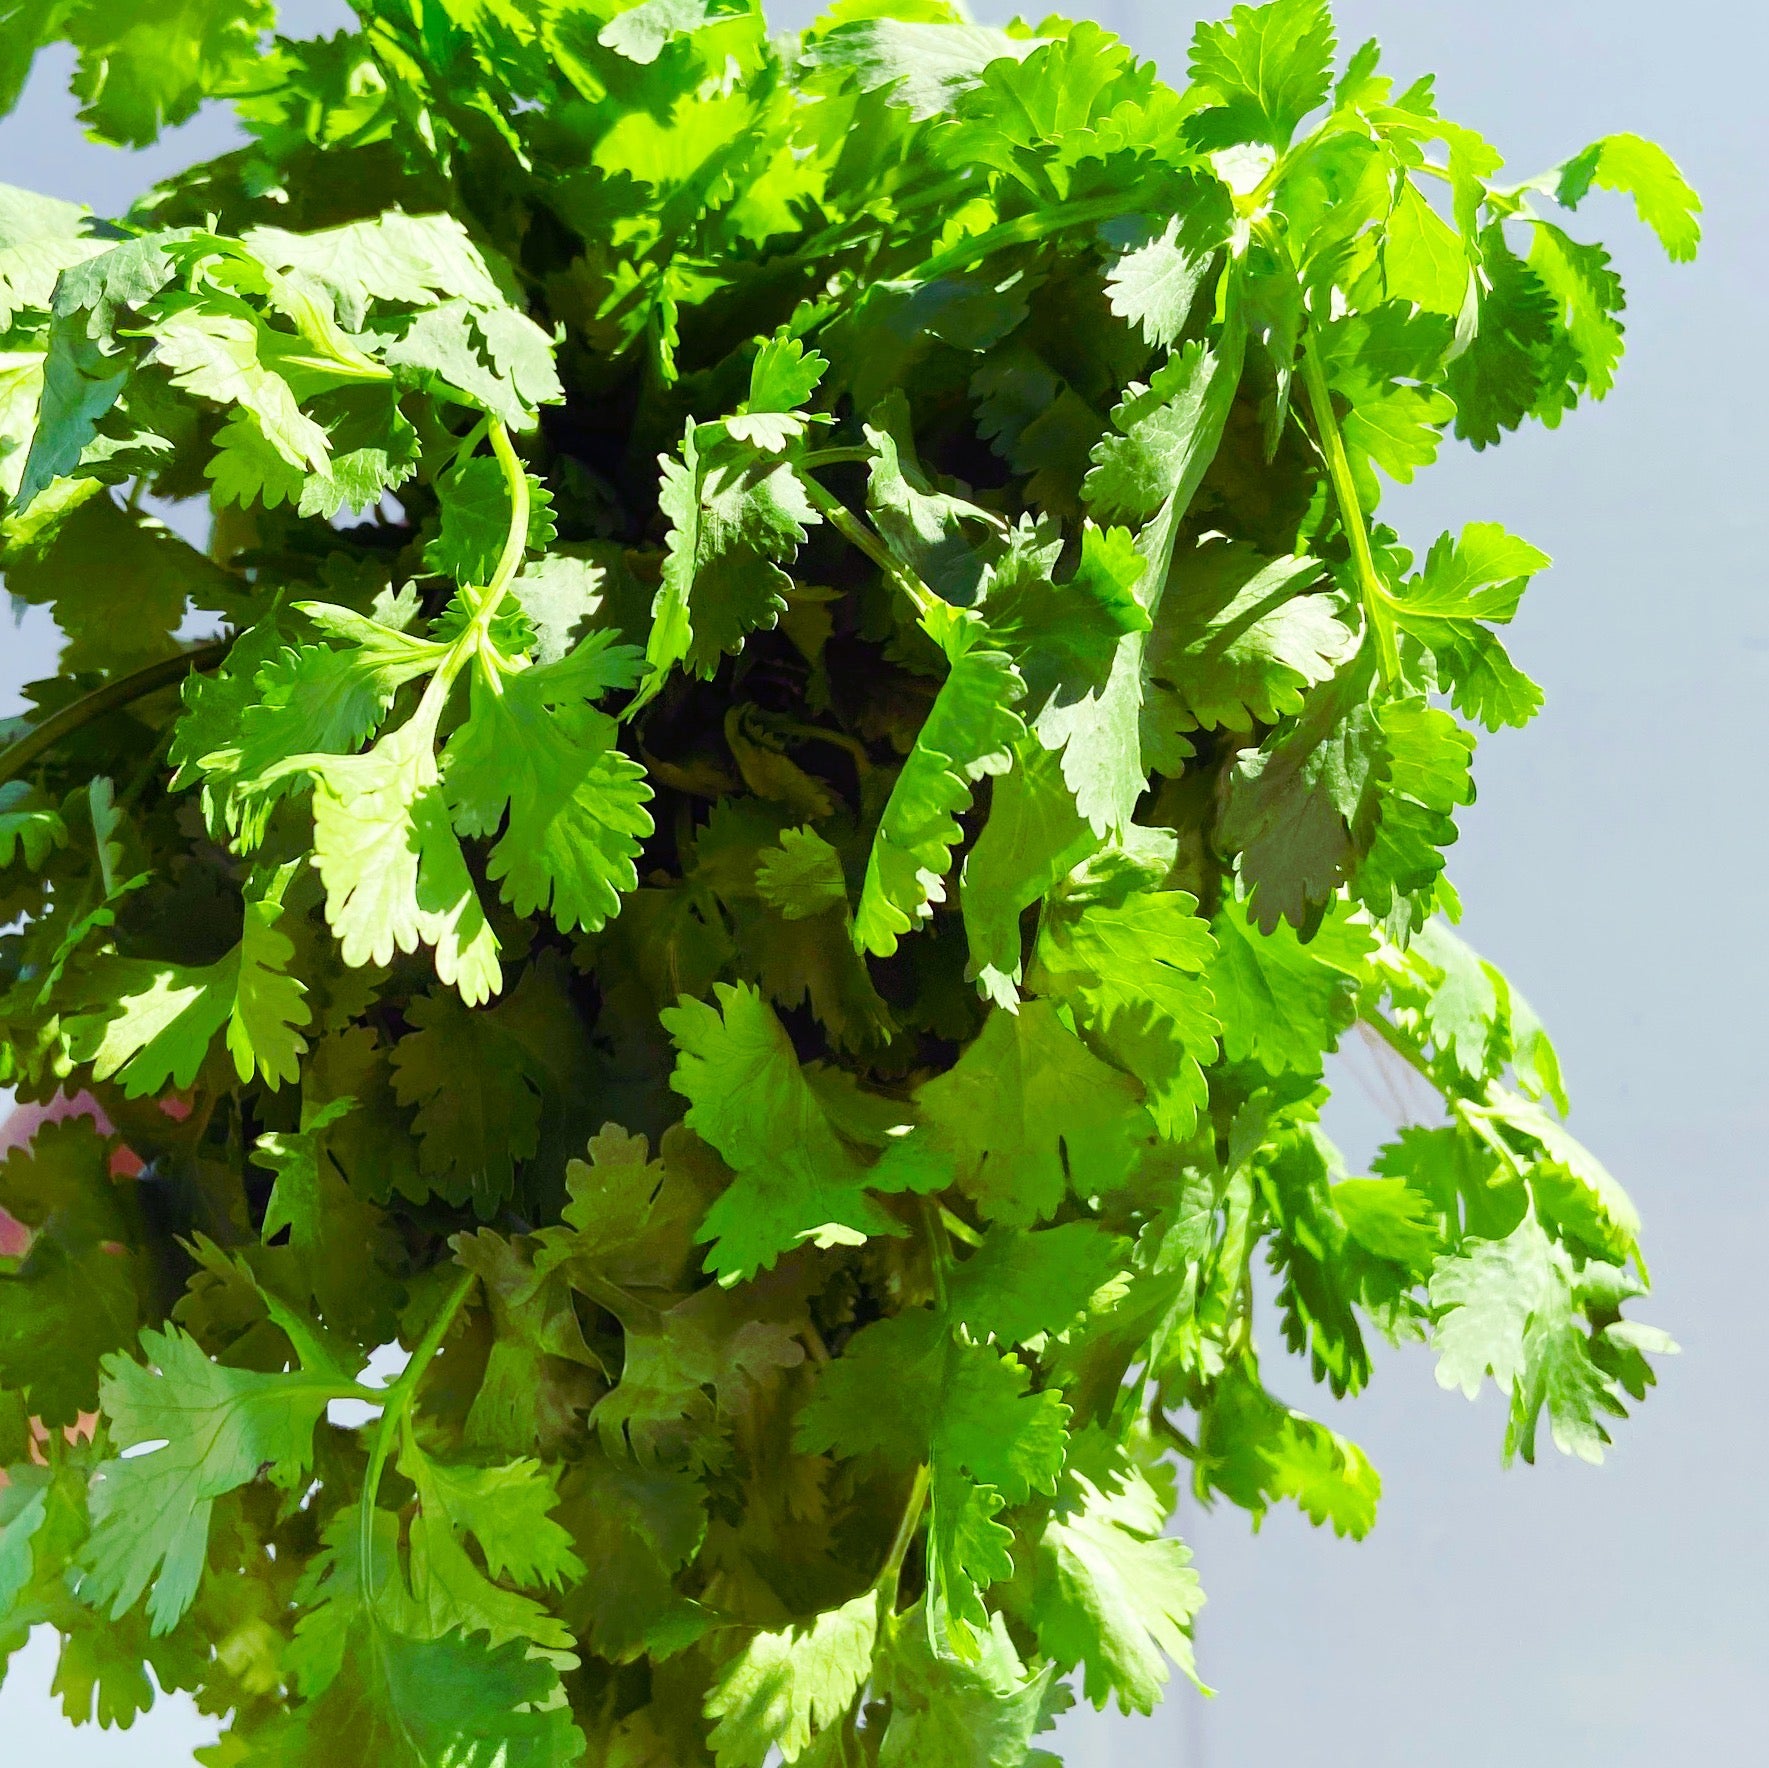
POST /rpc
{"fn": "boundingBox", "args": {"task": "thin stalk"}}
[920,1196,954,1313]
[476,418,531,627]
[0,639,229,789]
[1363,1011,1526,1172]
[571,1267,664,1335]
[795,446,874,471]
[937,1205,982,1250]
[452,414,491,468]
[800,474,937,622]
[765,713,873,775]
[875,1462,932,1612]
[909,192,1131,284]
[357,1266,478,1610]
[1360,1007,1433,1079]
[1298,330,1402,691]
[441,418,530,698]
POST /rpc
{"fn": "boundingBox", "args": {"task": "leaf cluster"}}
[0,2,1694,1762]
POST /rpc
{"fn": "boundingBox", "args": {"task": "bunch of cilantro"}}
[0,1,1697,1762]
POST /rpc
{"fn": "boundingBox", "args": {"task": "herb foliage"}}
[0,2,1695,1761]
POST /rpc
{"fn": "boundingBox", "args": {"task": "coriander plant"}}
[0,2,1696,1762]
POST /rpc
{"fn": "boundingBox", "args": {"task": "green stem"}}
[800,474,937,621]
[937,1204,982,1250]
[0,639,229,790]
[920,1196,954,1313]
[1298,330,1402,691]
[571,1266,663,1335]
[765,713,873,775]
[876,1462,932,1611]
[357,1266,478,1611]
[1360,1007,1429,1075]
[477,418,530,624]
[449,418,530,697]
[795,446,874,471]
[909,192,1130,284]
[452,414,491,468]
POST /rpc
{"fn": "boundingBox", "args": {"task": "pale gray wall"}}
[2,2,1763,1761]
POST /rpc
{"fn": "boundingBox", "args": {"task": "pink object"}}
[1,1094,117,1472]
[0,1089,115,1156]
[1,1092,118,1256]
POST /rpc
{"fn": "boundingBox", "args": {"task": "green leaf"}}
[981,520,1150,716]
[444,646,653,936]
[69,875,311,1095]
[1429,1217,1638,1464]
[1404,520,1548,619]
[1143,537,1354,762]
[661,982,902,1282]
[196,614,442,845]
[424,454,557,587]
[147,303,331,473]
[0,780,68,868]
[1383,181,1470,317]
[879,1605,1058,1768]
[945,25,1154,178]
[389,1437,583,1649]
[0,1116,143,1428]
[1529,221,1625,401]
[1389,521,1548,732]
[553,1448,710,1663]
[797,1306,1069,1637]
[649,423,819,683]
[1216,663,1383,934]
[244,212,504,330]
[796,1310,1071,1502]
[303,713,502,1007]
[863,394,1001,604]
[704,1592,880,1767]
[1555,133,1702,262]
[1105,214,1220,352]
[81,1325,334,1634]
[390,989,543,1217]
[59,0,275,149]
[948,1222,1129,1347]
[1340,382,1456,493]
[1188,0,1335,149]
[1354,699,1476,925]
[589,1280,805,1473]
[755,825,849,920]
[1083,341,1239,530]
[884,1000,1149,1226]
[960,738,1098,1007]
[1205,894,1371,1076]
[1486,1090,1642,1260]
[0,14,1691,1751]
[1031,889,1219,1141]
[1195,1365,1381,1538]
[805,18,1034,122]
[1029,1433,1204,1713]
[0,1473,49,1614]
[0,181,106,331]
[3,489,231,673]
[507,552,606,664]
[1333,1177,1443,1274]
[252,1100,401,1347]
[1050,328,1244,834]
[1447,228,1557,448]
[264,1621,585,1767]
[854,606,1025,957]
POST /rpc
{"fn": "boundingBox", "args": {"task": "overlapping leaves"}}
[0,3,1691,1764]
